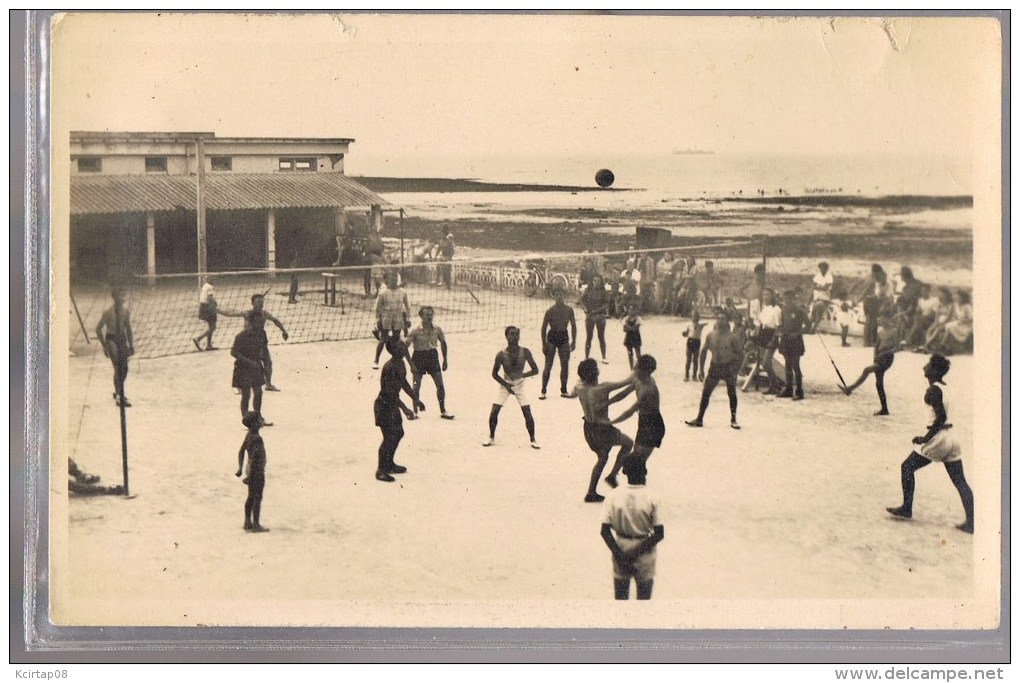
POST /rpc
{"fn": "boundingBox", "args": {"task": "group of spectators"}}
[851,263,973,355]
[577,244,972,355]
[578,244,728,319]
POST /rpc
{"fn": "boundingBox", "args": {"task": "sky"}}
[51,13,1001,177]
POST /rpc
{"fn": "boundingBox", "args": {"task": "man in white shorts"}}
[483,326,541,449]
[886,354,973,534]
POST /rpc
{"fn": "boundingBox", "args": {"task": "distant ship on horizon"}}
[671,148,715,155]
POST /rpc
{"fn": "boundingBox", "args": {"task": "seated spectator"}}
[923,287,955,351]
[929,289,973,354]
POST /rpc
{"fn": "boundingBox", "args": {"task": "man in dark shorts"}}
[570,358,635,502]
[686,312,743,429]
[612,354,665,466]
[374,337,419,482]
[94,287,135,408]
[231,323,270,425]
[221,293,289,392]
[777,289,808,400]
[407,306,454,419]
[841,312,898,416]
[539,289,577,399]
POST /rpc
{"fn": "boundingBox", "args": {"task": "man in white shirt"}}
[599,457,664,600]
[807,261,834,333]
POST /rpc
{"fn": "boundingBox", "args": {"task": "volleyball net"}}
[69,240,822,360]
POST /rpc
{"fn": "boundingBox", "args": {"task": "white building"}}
[70,131,388,279]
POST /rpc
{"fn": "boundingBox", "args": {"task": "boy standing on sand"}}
[570,358,635,502]
[600,457,665,600]
[483,326,541,449]
[886,354,973,534]
[236,411,269,532]
[682,312,708,381]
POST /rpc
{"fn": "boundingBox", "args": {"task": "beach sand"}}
[56,316,988,629]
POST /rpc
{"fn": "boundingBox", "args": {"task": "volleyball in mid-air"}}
[595,169,615,188]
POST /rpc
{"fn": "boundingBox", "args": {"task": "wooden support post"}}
[145,212,156,286]
[267,209,277,272]
[195,138,207,287]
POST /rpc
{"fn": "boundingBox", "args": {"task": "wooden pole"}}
[195,138,208,288]
[399,209,405,265]
[113,300,129,496]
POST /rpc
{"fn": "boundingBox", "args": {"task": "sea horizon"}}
[349,150,973,198]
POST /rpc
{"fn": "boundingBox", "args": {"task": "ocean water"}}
[359,151,973,199]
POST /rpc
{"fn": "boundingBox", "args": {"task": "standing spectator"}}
[619,263,641,314]
[640,252,658,313]
[777,289,808,400]
[439,232,456,289]
[807,262,834,333]
[701,260,724,307]
[860,264,893,347]
[895,266,924,341]
[656,252,676,313]
[95,287,135,408]
[235,411,270,532]
[756,288,784,395]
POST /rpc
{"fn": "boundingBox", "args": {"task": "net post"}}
[113,299,130,496]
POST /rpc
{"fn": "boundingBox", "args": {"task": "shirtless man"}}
[612,354,666,466]
[95,287,135,408]
[220,293,289,392]
[483,326,541,449]
[571,358,635,502]
[540,289,577,399]
[407,305,454,419]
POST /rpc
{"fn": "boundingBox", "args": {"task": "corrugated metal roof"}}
[70,173,388,215]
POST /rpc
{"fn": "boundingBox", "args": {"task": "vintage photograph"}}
[46,13,1002,631]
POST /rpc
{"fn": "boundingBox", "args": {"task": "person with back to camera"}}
[611,354,666,470]
[622,307,643,370]
[600,456,665,600]
[219,293,289,392]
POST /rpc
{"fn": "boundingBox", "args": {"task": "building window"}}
[279,157,317,172]
[145,156,168,172]
[211,156,232,171]
[77,157,102,173]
